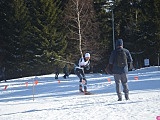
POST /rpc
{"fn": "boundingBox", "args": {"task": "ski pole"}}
[32,78,35,101]
[51,58,75,65]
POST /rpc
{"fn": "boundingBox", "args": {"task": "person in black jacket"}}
[55,66,59,79]
[63,65,69,79]
[109,39,133,101]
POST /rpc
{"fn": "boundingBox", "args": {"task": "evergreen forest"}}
[0,0,160,79]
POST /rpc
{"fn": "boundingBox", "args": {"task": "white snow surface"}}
[0,66,160,120]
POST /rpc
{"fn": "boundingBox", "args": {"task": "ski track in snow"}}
[0,66,160,120]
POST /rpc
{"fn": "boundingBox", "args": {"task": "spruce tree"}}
[140,0,160,65]
[0,0,31,78]
[93,0,114,70]
[26,0,67,74]
[112,0,160,67]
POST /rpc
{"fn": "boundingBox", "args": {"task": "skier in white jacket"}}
[74,53,90,93]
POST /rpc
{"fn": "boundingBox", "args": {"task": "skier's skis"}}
[84,91,93,95]
[79,91,94,95]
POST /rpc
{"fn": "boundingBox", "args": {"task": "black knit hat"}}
[116,39,123,46]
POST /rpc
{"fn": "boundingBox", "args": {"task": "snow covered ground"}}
[0,66,160,120]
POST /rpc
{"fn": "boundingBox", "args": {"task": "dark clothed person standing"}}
[63,65,69,79]
[109,39,133,101]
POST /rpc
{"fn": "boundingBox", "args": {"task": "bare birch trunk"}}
[64,0,101,62]
[76,0,83,57]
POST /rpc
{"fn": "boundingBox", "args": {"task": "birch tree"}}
[64,0,101,62]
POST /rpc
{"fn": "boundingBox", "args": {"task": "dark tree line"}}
[0,0,67,79]
[94,0,160,69]
[0,0,160,79]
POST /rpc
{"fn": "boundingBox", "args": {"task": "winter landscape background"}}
[0,66,160,120]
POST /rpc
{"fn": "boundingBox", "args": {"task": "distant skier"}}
[63,64,69,79]
[74,53,91,94]
[55,66,59,79]
[108,39,133,101]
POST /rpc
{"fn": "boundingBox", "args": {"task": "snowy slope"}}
[0,66,160,120]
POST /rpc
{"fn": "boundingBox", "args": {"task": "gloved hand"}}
[128,62,133,70]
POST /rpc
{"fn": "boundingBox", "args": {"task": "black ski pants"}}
[75,68,87,90]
